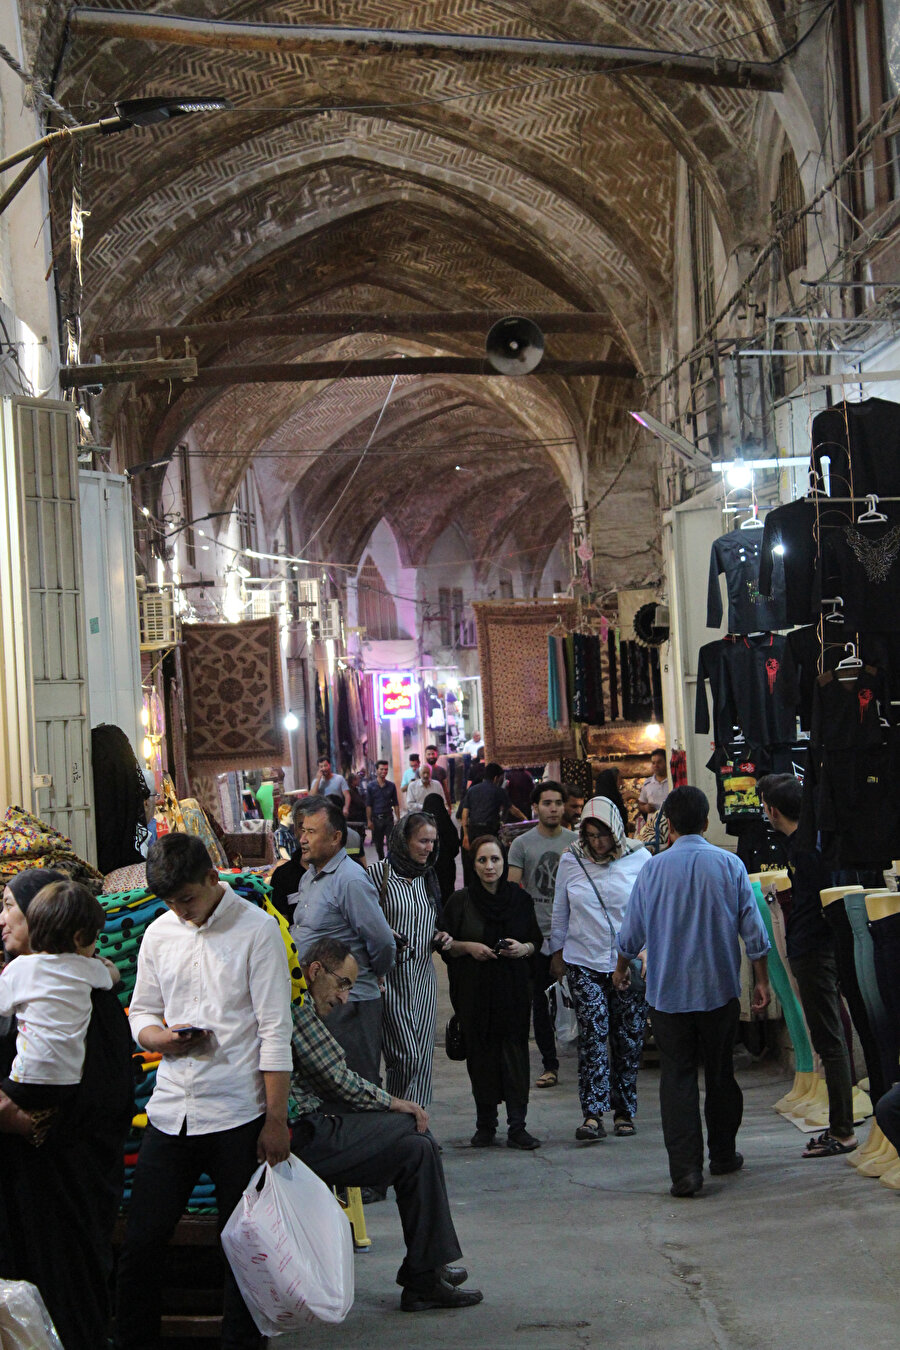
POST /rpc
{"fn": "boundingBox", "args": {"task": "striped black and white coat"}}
[367,860,439,1107]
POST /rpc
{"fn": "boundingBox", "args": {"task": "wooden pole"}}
[68,9,782,92]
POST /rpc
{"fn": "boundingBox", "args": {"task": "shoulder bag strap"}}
[570,851,618,947]
[378,860,391,911]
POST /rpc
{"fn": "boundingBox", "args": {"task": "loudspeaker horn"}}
[485,316,545,375]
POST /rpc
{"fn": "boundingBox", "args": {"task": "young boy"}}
[0,879,112,1144]
[114,833,293,1350]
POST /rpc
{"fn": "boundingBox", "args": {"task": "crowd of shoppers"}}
[9,742,895,1345]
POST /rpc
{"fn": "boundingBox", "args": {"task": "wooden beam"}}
[59,355,637,388]
[68,9,782,91]
[96,311,616,349]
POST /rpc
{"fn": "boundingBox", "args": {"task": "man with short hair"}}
[116,834,293,1350]
[614,786,771,1198]
[462,730,483,759]
[288,938,482,1313]
[562,783,585,829]
[758,773,858,1158]
[400,753,421,792]
[366,759,400,860]
[507,780,576,1088]
[424,744,451,805]
[311,757,351,816]
[292,799,396,1086]
[637,748,669,819]
[460,762,525,852]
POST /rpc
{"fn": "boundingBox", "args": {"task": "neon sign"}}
[377,671,416,720]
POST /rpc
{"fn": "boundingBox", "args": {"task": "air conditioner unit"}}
[248,591,273,620]
[458,618,477,648]
[319,598,342,642]
[138,587,178,650]
[296,578,320,621]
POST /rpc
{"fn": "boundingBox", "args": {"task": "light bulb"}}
[773,544,785,555]
[140,706,150,728]
[284,711,300,732]
[646,723,661,737]
[142,736,153,762]
[726,459,752,489]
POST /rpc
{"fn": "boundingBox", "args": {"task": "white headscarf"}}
[571,795,643,861]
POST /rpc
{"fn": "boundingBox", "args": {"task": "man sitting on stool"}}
[289,937,483,1313]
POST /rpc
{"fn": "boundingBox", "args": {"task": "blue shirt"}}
[616,834,769,1013]
[291,849,396,1002]
[367,779,398,818]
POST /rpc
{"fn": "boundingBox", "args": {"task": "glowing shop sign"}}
[377,671,416,720]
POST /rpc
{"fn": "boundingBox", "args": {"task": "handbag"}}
[445,1013,467,1061]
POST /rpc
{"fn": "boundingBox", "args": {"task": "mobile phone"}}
[493,939,513,954]
[174,1026,206,1037]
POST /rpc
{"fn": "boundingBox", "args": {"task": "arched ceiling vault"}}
[19,0,799,584]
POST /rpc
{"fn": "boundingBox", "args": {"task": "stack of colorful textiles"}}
[0,805,103,891]
[100,872,304,1217]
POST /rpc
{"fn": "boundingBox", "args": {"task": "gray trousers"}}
[290,1112,462,1282]
[321,998,383,1111]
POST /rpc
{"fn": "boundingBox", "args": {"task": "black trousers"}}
[372,814,392,859]
[789,951,854,1138]
[115,1116,264,1350]
[875,1082,900,1152]
[290,1112,462,1283]
[531,950,559,1073]
[650,999,742,1182]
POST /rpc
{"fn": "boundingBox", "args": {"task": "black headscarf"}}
[465,841,525,940]
[423,792,459,858]
[6,868,67,916]
[387,811,441,906]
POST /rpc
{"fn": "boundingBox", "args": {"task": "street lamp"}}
[0,96,232,214]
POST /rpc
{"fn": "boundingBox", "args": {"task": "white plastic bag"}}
[548,975,579,1044]
[0,1279,64,1350]
[221,1156,354,1334]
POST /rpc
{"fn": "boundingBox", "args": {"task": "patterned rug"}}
[474,601,577,765]
[182,616,289,772]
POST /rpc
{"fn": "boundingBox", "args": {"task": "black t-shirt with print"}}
[816,514,900,633]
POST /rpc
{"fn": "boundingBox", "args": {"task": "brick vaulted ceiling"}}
[23,0,791,575]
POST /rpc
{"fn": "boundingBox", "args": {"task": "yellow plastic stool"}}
[336,1186,371,1249]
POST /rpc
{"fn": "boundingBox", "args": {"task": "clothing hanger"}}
[856,493,888,523]
[821,596,845,624]
[835,642,862,669]
[739,505,764,530]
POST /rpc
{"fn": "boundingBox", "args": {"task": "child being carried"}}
[0,879,116,1145]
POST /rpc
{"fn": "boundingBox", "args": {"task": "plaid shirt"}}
[287,997,391,1121]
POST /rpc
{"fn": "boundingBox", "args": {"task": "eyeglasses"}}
[320,963,354,992]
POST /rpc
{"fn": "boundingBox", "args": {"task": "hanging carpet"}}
[474,601,576,764]
[181,616,289,772]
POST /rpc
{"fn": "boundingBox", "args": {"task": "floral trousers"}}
[566,964,648,1120]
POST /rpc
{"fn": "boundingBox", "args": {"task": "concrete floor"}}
[280,967,900,1350]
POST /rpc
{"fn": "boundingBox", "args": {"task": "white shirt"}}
[638,775,669,810]
[463,738,483,757]
[0,953,112,1085]
[128,885,293,1135]
[404,777,430,812]
[550,847,652,971]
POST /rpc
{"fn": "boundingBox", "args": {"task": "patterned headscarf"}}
[571,796,642,862]
[387,811,440,879]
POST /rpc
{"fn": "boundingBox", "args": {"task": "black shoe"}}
[709,1152,743,1176]
[360,1186,387,1204]
[400,1276,484,1312]
[439,1265,468,1287]
[507,1127,541,1150]
[471,1127,496,1147]
[670,1171,704,1197]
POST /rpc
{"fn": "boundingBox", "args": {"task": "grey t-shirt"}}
[508,826,577,940]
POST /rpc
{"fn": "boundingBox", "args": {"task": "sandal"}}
[802,1130,858,1158]
[613,1117,636,1137]
[535,1070,558,1089]
[575,1117,606,1141]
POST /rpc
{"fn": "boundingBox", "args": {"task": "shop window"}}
[840,0,898,220]
[438,587,465,646]
[774,147,807,274]
[358,555,405,639]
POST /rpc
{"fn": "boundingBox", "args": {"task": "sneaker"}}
[470,1127,496,1147]
[400,1276,484,1312]
[507,1127,541,1150]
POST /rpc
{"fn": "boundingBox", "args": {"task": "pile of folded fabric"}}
[0,805,103,892]
[100,872,303,1217]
